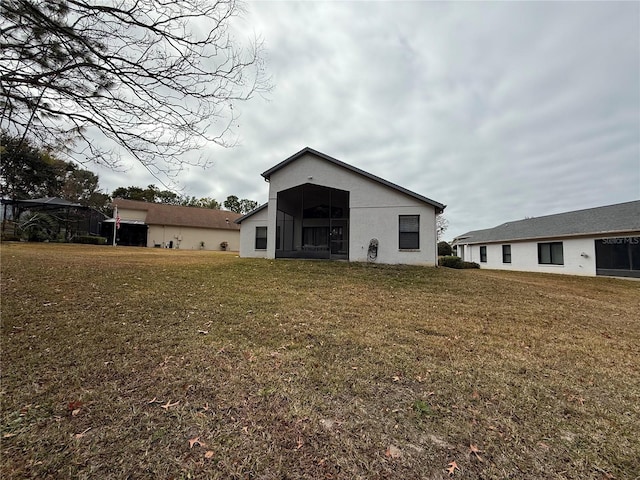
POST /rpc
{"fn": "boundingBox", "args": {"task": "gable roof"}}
[234,203,267,224]
[453,200,640,245]
[113,198,241,230]
[261,147,446,212]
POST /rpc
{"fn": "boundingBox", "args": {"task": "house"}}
[452,200,640,278]
[235,147,446,265]
[107,199,241,250]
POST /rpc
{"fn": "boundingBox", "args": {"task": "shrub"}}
[439,256,481,269]
[437,241,453,256]
[462,261,480,269]
[439,255,463,268]
[73,235,108,245]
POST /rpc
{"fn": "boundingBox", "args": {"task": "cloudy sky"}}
[94,1,639,241]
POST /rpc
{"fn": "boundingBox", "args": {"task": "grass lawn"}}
[1,243,639,479]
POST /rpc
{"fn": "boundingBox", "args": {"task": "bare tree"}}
[1,0,269,178]
[436,213,449,241]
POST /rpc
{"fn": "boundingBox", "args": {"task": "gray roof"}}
[1,197,82,207]
[454,200,640,245]
[261,147,446,212]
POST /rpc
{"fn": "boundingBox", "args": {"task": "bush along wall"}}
[439,256,479,269]
[73,236,108,245]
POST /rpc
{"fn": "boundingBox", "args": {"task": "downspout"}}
[434,208,441,267]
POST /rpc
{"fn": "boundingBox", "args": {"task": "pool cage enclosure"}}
[1,197,106,242]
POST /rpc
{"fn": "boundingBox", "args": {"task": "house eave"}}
[261,147,446,212]
[454,229,640,246]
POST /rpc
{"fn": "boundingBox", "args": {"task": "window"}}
[538,242,563,265]
[255,226,267,250]
[502,245,511,263]
[399,215,420,250]
[480,246,487,263]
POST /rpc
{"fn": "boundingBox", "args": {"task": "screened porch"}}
[275,184,349,260]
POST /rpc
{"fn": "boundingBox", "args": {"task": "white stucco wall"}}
[117,207,147,222]
[147,225,239,251]
[461,237,598,276]
[238,207,269,258]
[263,153,439,265]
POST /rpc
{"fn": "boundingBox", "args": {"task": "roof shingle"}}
[113,198,241,230]
[454,200,640,244]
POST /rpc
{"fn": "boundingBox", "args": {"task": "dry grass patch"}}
[1,243,639,479]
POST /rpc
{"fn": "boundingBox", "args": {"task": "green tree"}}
[1,0,269,176]
[239,199,259,213]
[0,131,68,200]
[223,195,241,213]
[2,131,109,210]
[59,165,110,212]
[1,131,111,222]
[182,197,221,209]
[112,185,170,203]
[224,195,259,214]
[438,241,453,256]
[112,186,148,202]
[112,186,221,209]
[156,190,181,205]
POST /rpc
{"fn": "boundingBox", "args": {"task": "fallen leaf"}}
[204,450,214,459]
[160,400,179,410]
[71,408,81,417]
[446,460,460,476]
[74,427,91,438]
[385,444,402,459]
[189,437,203,448]
[392,375,401,382]
[469,444,484,462]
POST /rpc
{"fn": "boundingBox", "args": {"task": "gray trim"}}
[596,269,640,279]
[261,147,446,212]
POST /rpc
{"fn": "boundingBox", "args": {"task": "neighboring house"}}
[108,199,241,250]
[235,147,446,265]
[452,200,640,278]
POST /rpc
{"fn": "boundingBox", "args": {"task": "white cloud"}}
[94,0,639,240]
